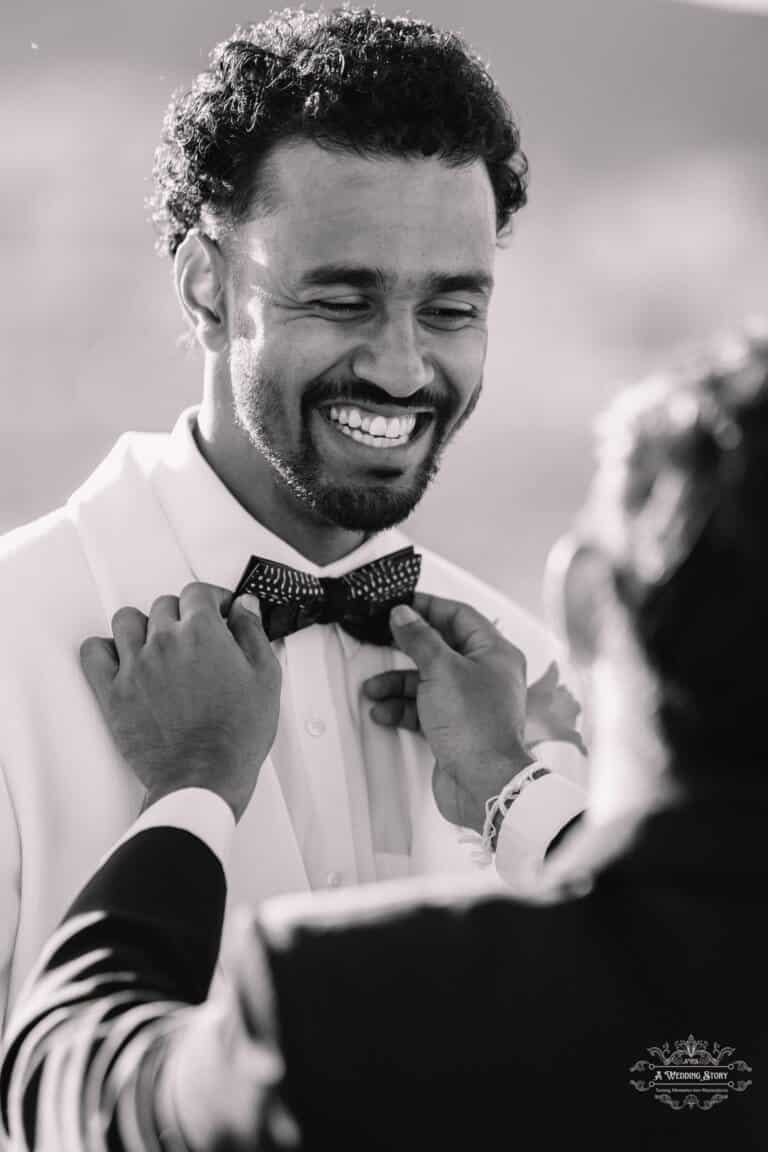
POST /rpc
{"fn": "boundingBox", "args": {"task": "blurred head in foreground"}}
[549,326,768,822]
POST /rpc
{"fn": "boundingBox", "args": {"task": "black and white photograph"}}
[0,1,766,1148]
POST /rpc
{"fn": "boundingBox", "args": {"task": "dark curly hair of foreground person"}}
[150,7,528,257]
[593,327,768,794]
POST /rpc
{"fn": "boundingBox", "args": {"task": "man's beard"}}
[230,340,479,532]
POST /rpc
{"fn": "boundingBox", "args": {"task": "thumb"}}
[229,595,272,666]
[389,603,450,673]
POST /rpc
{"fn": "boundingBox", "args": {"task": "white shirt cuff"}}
[102,788,236,873]
[494,772,586,885]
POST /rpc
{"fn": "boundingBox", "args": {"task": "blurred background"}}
[1,0,767,614]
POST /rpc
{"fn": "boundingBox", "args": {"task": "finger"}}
[110,606,148,663]
[147,594,180,638]
[389,604,450,673]
[80,636,119,703]
[362,669,419,701]
[179,582,233,620]
[228,595,272,667]
[370,698,420,730]
[411,593,500,656]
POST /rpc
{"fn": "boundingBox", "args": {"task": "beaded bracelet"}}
[480,762,550,855]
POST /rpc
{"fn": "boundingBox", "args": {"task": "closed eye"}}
[420,306,480,330]
[422,307,476,318]
[311,300,369,314]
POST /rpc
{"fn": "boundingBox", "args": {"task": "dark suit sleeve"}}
[0,827,226,1152]
[254,874,605,1152]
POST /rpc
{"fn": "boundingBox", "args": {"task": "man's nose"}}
[350,315,435,397]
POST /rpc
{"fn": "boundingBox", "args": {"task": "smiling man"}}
[0,9,586,1034]
[191,142,494,554]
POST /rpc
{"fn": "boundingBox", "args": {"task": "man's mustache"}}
[303,379,455,417]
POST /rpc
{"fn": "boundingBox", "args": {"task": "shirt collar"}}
[151,408,412,659]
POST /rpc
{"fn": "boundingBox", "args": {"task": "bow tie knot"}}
[316,576,352,623]
[235,547,422,646]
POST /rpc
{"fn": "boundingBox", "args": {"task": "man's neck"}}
[193,403,368,568]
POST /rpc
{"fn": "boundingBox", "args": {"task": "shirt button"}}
[326,871,342,889]
[305,717,326,737]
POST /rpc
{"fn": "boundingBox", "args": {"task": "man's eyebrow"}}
[296,265,494,295]
[297,265,390,291]
[424,271,494,296]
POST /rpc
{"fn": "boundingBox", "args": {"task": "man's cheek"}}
[450,373,484,429]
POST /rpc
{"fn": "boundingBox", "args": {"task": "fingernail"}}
[239,594,262,617]
[391,603,418,627]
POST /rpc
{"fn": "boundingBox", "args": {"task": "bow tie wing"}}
[340,547,422,614]
[236,557,326,641]
[236,558,323,603]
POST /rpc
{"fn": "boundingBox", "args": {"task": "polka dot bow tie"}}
[234,546,422,646]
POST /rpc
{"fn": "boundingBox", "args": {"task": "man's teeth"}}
[327,405,418,448]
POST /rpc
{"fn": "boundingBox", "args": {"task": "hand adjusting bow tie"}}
[234,546,422,646]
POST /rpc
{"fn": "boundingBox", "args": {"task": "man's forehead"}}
[237,139,497,278]
[260,138,495,210]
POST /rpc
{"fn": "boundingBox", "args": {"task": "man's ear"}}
[174,230,228,351]
[545,537,615,667]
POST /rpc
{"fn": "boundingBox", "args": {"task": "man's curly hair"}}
[151,7,528,257]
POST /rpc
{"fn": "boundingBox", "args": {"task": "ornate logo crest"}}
[629,1035,753,1111]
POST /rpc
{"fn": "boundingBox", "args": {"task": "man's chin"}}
[311,481,430,532]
